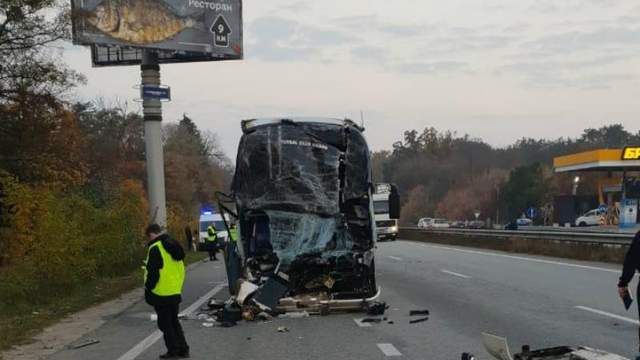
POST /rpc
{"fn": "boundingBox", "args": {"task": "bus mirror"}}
[389,184,401,219]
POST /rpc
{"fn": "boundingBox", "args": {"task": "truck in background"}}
[373,183,400,241]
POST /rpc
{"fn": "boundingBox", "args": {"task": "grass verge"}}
[0,251,207,354]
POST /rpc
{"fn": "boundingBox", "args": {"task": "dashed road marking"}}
[377,343,402,357]
[441,269,471,279]
[388,256,403,261]
[575,306,639,325]
[116,284,226,360]
[419,244,619,273]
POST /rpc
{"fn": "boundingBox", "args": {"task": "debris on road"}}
[409,309,430,316]
[67,338,100,350]
[361,318,383,324]
[366,301,388,316]
[409,317,429,324]
[277,326,290,333]
[202,322,214,328]
[278,311,310,319]
[481,333,628,360]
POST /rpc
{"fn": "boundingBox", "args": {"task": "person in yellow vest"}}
[206,225,218,261]
[144,224,189,359]
[229,223,238,243]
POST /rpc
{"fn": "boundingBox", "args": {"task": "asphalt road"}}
[48,240,638,360]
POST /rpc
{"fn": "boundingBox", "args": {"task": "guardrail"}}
[400,226,635,246]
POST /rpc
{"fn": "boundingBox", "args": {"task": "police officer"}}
[144,224,189,359]
[206,225,218,261]
[229,223,238,243]
[618,230,640,356]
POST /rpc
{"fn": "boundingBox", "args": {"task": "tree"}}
[399,185,430,225]
[0,0,84,101]
[500,163,550,220]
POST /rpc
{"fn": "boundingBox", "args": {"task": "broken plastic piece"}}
[409,310,430,316]
[361,318,382,323]
[208,299,225,310]
[278,311,309,319]
[409,316,429,324]
[277,326,290,333]
[202,322,214,328]
[366,301,388,316]
[253,276,290,311]
[237,281,259,305]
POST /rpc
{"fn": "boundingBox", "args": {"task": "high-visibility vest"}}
[206,226,218,243]
[229,228,238,243]
[144,241,185,297]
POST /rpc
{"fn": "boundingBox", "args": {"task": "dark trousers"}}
[154,303,188,355]
[208,243,218,260]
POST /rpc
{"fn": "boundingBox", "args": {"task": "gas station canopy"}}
[554,148,640,173]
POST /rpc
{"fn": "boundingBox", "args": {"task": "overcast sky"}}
[63,0,640,159]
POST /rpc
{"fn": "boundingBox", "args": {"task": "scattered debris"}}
[278,311,310,319]
[361,318,383,324]
[68,338,100,350]
[208,299,225,310]
[387,320,394,325]
[202,322,214,328]
[409,310,430,316]
[277,326,290,333]
[366,301,388,316]
[409,317,429,324]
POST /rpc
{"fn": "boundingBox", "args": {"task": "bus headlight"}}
[390,226,398,233]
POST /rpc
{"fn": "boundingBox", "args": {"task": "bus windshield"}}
[374,200,389,214]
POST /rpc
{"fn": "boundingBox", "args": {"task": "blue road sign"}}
[141,86,171,101]
[527,207,537,218]
[598,204,608,213]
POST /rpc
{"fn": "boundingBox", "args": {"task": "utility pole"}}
[141,50,167,227]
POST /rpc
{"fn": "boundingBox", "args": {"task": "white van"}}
[198,211,230,250]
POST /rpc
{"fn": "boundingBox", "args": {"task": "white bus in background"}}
[198,210,230,251]
[373,183,399,241]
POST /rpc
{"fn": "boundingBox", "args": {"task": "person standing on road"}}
[144,224,190,359]
[206,225,218,261]
[618,230,640,355]
[184,226,193,252]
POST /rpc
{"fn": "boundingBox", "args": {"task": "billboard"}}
[71,0,242,59]
[91,44,238,66]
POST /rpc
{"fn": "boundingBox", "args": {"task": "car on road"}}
[516,218,533,226]
[429,218,450,228]
[467,220,486,229]
[450,220,466,228]
[575,208,606,227]
[417,217,433,228]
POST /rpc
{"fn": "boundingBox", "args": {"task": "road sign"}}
[526,207,537,218]
[72,0,243,60]
[212,15,231,47]
[141,85,171,101]
[598,204,608,213]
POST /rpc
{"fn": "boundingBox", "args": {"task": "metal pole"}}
[141,50,167,227]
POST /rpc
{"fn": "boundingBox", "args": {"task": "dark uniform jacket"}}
[619,231,640,288]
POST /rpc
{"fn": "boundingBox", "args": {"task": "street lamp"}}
[572,176,581,195]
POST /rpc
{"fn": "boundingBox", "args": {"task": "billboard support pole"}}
[141,50,167,227]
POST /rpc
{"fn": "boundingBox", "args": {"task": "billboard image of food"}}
[72,0,242,57]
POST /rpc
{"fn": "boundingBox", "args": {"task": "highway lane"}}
[46,240,638,359]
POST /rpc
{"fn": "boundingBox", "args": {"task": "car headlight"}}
[390,226,398,232]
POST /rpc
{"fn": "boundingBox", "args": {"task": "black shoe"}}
[159,352,179,359]
[179,351,190,358]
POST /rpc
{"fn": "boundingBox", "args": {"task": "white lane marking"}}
[377,343,402,357]
[388,256,403,261]
[441,269,471,279]
[575,306,640,325]
[354,318,372,327]
[116,284,226,360]
[419,244,619,274]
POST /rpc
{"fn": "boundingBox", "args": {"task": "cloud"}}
[393,61,467,75]
[248,16,358,62]
[526,26,640,55]
[351,45,388,63]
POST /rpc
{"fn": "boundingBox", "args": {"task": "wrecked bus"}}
[220,117,398,313]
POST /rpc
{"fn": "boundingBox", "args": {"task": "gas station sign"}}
[622,147,640,160]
